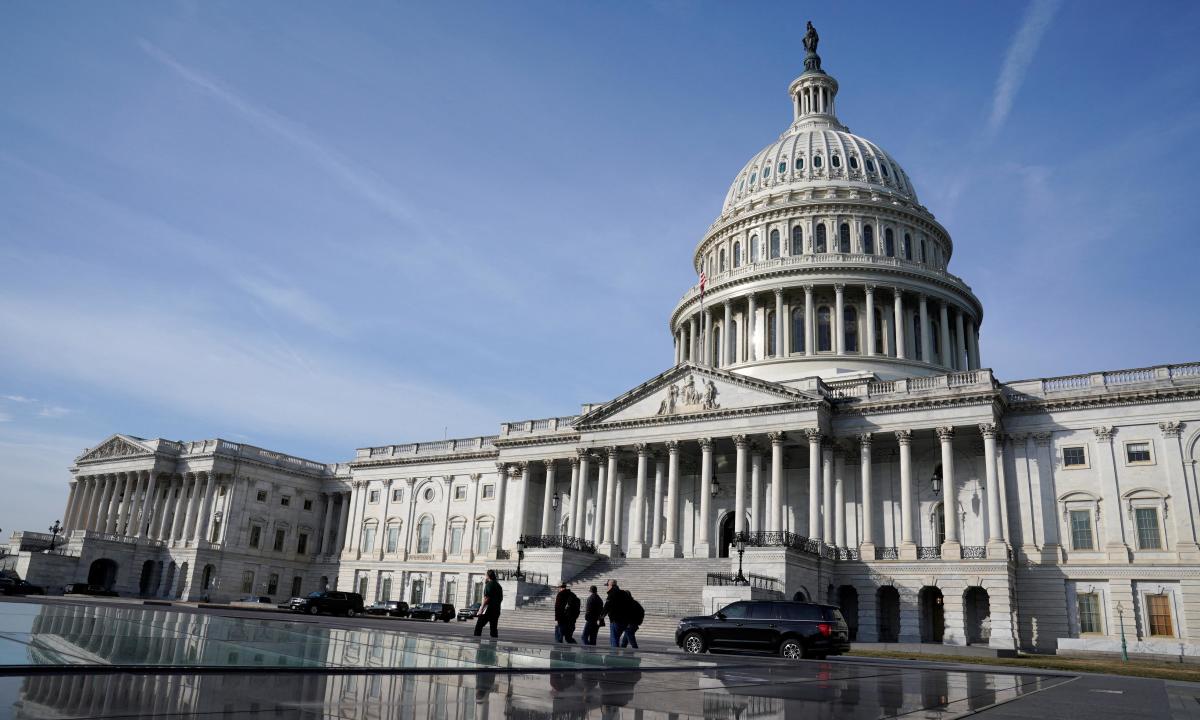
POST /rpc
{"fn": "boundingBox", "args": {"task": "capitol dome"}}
[669,26,984,384]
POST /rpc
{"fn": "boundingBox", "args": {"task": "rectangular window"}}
[303,499,313,511]
[385,525,400,553]
[1077,593,1101,634]
[476,527,491,554]
[369,489,380,503]
[1069,510,1094,550]
[296,533,308,555]
[449,526,464,555]
[267,573,279,595]
[1062,446,1086,467]
[1146,594,1174,637]
[454,486,466,500]
[249,525,262,549]
[482,485,495,500]
[392,488,403,502]
[290,576,302,597]
[256,490,267,503]
[361,526,376,554]
[273,529,286,552]
[280,496,290,507]
[241,570,254,594]
[1126,442,1152,464]
[210,519,222,543]
[1135,508,1162,549]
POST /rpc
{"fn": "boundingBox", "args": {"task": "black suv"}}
[0,577,44,596]
[63,583,118,597]
[409,602,455,622]
[676,600,850,659]
[287,591,365,617]
[365,600,410,618]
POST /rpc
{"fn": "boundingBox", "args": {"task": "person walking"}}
[581,585,603,646]
[473,569,503,639]
[603,579,630,648]
[621,592,644,649]
[554,582,580,644]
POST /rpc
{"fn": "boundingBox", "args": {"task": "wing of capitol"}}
[7,26,1199,659]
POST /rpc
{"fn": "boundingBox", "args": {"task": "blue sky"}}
[2,1,1198,536]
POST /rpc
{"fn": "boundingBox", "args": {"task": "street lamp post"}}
[1117,601,1129,661]
[47,520,62,552]
[734,535,748,586]
[514,537,526,581]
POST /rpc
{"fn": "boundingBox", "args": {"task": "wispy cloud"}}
[0,412,12,423]
[2,395,37,404]
[231,274,345,337]
[138,39,413,225]
[986,0,1062,140]
[37,406,73,419]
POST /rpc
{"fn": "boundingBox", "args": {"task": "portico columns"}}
[893,290,907,360]
[1160,422,1200,560]
[320,492,336,554]
[769,432,785,531]
[774,289,784,357]
[491,464,509,555]
[511,463,528,546]
[62,482,80,534]
[897,430,916,559]
[629,445,649,558]
[834,450,846,548]
[116,473,136,535]
[937,427,961,557]
[966,320,980,369]
[865,286,876,356]
[955,310,967,371]
[126,473,146,537]
[599,449,618,554]
[540,460,556,536]
[183,473,204,542]
[652,455,666,549]
[574,451,589,540]
[834,284,845,355]
[594,451,609,546]
[169,475,189,542]
[660,440,682,557]
[333,492,350,556]
[695,438,714,557]
[804,285,816,356]
[750,446,763,532]
[747,293,758,361]
[806,429,822,541]
[197,472,218,544]
[939,302,952,367]
[155,480,175,540]
[919,295,932,363]
[981,424,1006,558]
[95,475,114,533]
[858,434,875,556]
[822,442,834,541]
[723,301,733,367]
[688,316,698,364]
[75,478,95,532]
[733,436,748,535]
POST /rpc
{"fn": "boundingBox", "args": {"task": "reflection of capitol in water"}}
[8,603,1051,719]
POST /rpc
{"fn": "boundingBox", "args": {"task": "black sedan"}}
[63,583,118,597]
[457,603,480,621]
[365,600,410,618]
[0,577,44,596]
[409,602,455,622]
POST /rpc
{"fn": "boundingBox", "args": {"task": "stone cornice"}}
[349,449,500,469]
[492,433,582,450]
[1002,384,1200,415]
[832,390,1001,418]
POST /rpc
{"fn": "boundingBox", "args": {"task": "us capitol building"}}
[7,28,1198,659]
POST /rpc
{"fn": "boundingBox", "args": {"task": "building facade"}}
[8,30,1200,658]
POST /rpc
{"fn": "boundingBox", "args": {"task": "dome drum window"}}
[778,161,787,174]
[866,159,876,173]
[849,156,859,170]
[733,241,742,268]
[838,223,851,253]
[795,157,805,170]
[790,226,803,255]
[831,155,841,168]
[863,224,874,254]
[749,234,760,263]
[815,224,827,253]
[769,229,780,259]
[812,155,823,169]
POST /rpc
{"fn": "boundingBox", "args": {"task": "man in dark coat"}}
[581,585,604,646]
[554,583,580,644]
[603,579,631,647]
[473,569,503,638]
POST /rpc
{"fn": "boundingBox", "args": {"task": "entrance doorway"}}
[919,586,945,643]
[410,579,425,604]
[963,587,991,644]
[837,586,859,641]
[718,513,736,558]
[87,559,118,590]
[876,586,900,642]
[138,560,156,596]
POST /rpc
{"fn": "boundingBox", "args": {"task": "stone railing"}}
[831,369,994,401]
[1004,362,1200,403]
[960,546,987,559]
[184,439,333,475]
[519,534,596,554]
[499,417,579,437]
[357,436,499,460]
[917,546,942,560]
[706,572,781,592]
[875,546,899,560]
[493,568,548,585]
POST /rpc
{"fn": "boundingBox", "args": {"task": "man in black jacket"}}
[603,579,631,647]
[473,569,503,639]
[553,583,580,644]
[581,585,604,645]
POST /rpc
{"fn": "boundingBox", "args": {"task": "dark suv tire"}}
[779,637,805,660]
[308,605,320,615]
[346,607,357,618]
[682,631,707,654]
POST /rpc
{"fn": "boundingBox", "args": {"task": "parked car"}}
[409,602,455,622]
[238,596,273,604]
[675,600,850,659]
[365,600,410,618]
[63,583,118,597]
[0,577,44,596]
[457,603,480,621]
[286,591,365,617]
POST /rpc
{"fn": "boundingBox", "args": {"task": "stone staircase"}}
[498,556,731,638]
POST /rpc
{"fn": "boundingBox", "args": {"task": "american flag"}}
[699,271,707,301]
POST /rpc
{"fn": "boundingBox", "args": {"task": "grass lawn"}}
[846,649,1200,683]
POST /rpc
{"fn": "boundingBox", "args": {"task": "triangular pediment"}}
[76,434,153,463]
[575,363,822,428]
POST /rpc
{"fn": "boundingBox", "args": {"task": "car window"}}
[747,603,778,620]
[783,603,823,621]
[719,602,748,619]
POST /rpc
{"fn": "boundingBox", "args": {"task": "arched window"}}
[815,224,827,253]
[729,320,738,364]
[881,163,890,178]
[749,234,759,263]
[713,327,722,366]
[763,165,771,178]
[866,158,876,173]
[791,307,805,353]
[768,229,780,259]
[884,228,895,257]
[791,226,803,255]
[932,499,946,546]
[733,242,742,268]
[719,248,727,272]
[849,155,859,170]
[817,307,832,352]
[766,310,777,357]
[912,315,923,360]
[903,233,912,260]
[813,155,823,169]
[795,156,805,170]
[838,223,851,253]
[844,307,859,352]
[863,225,874,254]
[750,172,757,184]
[920,238,927,263]
[361,522,377,554]
[874,310,885,354]
[417,516,433,554]
[777,160,787,174]
[831,154,841,168]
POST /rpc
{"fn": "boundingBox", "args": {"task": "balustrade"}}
[518,534,596,554]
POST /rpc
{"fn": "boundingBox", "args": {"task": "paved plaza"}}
[0,599,1197,718]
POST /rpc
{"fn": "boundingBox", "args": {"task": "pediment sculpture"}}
[656,375,720,416]
[82,437,146,461]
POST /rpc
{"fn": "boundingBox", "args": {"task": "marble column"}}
[334,491,350,556]
[834,450,846,548]
[804,285,816,356]
[695,438,714,557]
[196,473,218,544]
[155,479,175,540]
[774,288,784,357]
[822,442,834,542]
[169,475,189,542]
[95,475,115,533]
[491,464,509,554]
[967,320,980,369]
[629,445,649,557]
[592,452,607,546]
[613,473,624,551]
[769,432,785,531]
[115,473,135,535]
[661,441,682,557]
[859,434,875,555]
[918,295,932,363]
[567,455,581,537]
[574,451,589,541]
[734,435,748,535]
[897,430,916,559]
[511,463,528,545]
[747,293,758,361]
[806,430,822,541]
[651,455,665,551]
[183,473,204,542]
[126,472,147,538]
[723,300,733,367]
[540,460,556,536]
[104,474,124,534]
[1093,427,1130,561]
[73,477,93,532]
[320,492,336,554]
[834,284,845,355]
[1160,422,1200,560]
[603,450,618,548]
[937,426,960,556]
[893,289,907,360]
[981,424,1006,558]
[939,302,952,367]
[62,481,79,533]
[750,446,763,533]
[689,316,698,363]
[955,310,967,371]
[865,285,876,356]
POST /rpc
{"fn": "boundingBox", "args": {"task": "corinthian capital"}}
[804,428,822,443]
[732,434,749,448]
[1159,421,1183,439]
[978,423,998,439]
[857,433,873,447]
[768,431,786,445]
[1092,426,1115,443]
[894,429,912,444]
[698,437,714,451]
[935,426,956,442]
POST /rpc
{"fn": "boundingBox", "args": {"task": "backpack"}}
[565,592,581,619]
[629,595,645,626]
